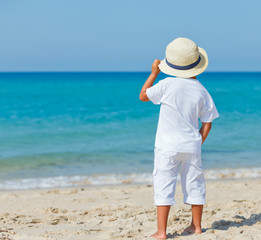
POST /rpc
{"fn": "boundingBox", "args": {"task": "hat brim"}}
[158,47,208,78]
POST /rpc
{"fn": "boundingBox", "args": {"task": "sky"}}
[0,0,261,72]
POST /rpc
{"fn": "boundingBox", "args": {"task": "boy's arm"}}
[139,59,161,102]
[199,122,212,144]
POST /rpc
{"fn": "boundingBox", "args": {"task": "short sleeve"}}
[146,80,165,105]
[200,92,220,123]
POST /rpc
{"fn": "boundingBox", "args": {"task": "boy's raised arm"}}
[139,59,161,102]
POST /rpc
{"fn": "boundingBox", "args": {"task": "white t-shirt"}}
[146,77,219,153]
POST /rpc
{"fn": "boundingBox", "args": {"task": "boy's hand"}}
[139,59,161,102]
[151,59,161,75]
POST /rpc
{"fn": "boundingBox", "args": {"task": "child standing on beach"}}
[139,37,219,240]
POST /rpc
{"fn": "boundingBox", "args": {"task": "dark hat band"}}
[165,55,201,70]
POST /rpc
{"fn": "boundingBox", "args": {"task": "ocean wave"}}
[0,167,261,190]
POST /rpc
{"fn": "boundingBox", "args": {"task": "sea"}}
[0,72,260,190]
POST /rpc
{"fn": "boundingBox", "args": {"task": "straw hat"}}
[159,37,208,78]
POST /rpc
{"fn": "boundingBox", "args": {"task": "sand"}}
[0,179,261,240]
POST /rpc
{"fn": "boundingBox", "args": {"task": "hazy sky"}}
[1,0,260,72]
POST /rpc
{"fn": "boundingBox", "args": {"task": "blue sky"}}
[0,0,260,72]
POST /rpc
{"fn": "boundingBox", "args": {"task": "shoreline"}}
[1,166,261,191]
[0,177,260,193]
[0,178,261,240]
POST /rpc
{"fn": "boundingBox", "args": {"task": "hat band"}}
[166,55,201,70]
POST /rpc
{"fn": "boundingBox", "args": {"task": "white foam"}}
[0,167,260,190]
[204,167,261,179]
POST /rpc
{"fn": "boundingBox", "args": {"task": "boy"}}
[139,37,219,240]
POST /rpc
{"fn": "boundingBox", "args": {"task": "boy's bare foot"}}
[150,232,167,239]
[183,224,202,234]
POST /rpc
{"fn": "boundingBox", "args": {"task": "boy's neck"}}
[190,76,197,79]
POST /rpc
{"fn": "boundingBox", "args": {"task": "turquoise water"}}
[0,72,260,189]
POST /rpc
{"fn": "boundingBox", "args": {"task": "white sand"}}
[0,179,261,240]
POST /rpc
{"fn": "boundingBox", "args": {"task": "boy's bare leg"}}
[150,206,170,239]
[184,205,203,234]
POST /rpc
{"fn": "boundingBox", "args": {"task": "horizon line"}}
[0,70,261,74]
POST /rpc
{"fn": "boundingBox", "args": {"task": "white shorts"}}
[153,147,206,206]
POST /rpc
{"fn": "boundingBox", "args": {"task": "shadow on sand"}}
[166,213,261,239]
